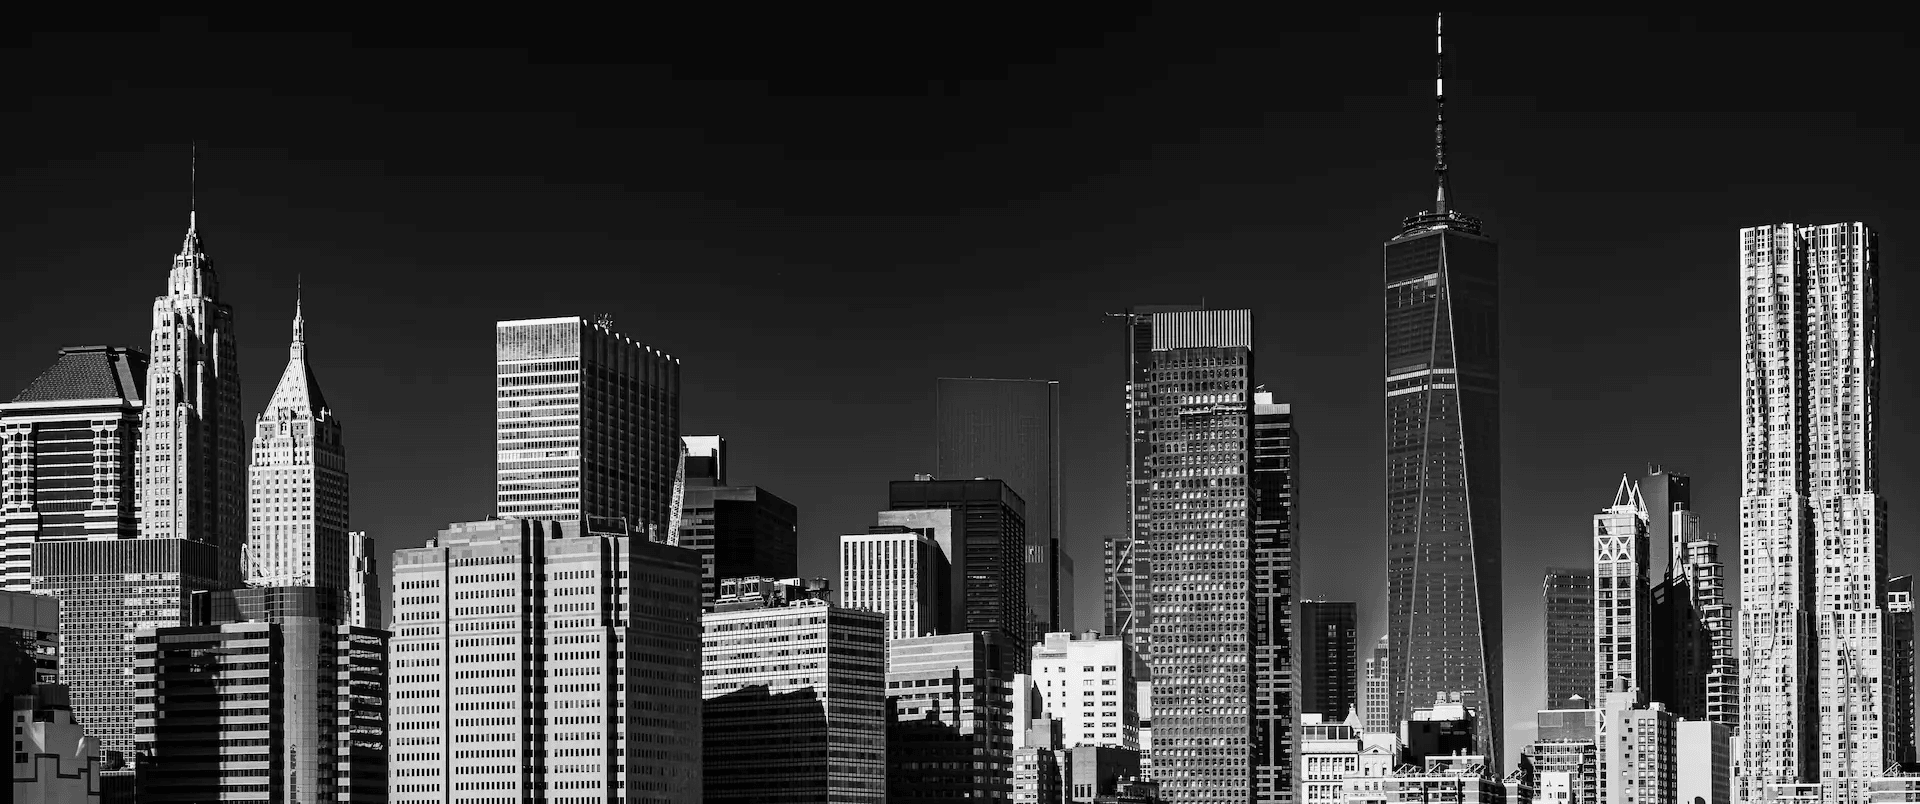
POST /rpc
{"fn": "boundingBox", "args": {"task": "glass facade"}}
[886,479,1027,674]
[495,317,681,538]
[1542,567,1594,711]
[1252,397,1299,803]
[1382,208,1502,763]
[935,377,1063,640]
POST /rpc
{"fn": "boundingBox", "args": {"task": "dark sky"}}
[4,12,1917,763]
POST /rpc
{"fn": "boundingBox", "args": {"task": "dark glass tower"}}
[935,378,1062,638]
[888,478,1027,675]
[1252,393,1299,802]
[1383,13,1503,765]
[1542,567,1595,710]
[1298,601,1356,721]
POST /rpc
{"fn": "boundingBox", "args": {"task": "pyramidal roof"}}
[8,346,147,406]
[263,296,328,416]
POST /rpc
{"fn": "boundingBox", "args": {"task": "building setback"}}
[935,377,1064,640]
[0,346,146,591]
[677,481,798,607]
[1141,307,1257,803]
[387,518,703,803]
[348,531,380,629]
[1252,392,1300,804]
[245,297,351,604]
[887,632,1016,800]
[701,586,886,803]
[140,213,245,588]
[1382,16,1503,764]
[1298,601,1355,722]
[494,316,681,538]
[131,586,388,803]
[1736,222,1891,801]
[1362,636,1390,734]
[1542,568,1595,711]
[887,478,1027,673]
[1650,493,1737,724]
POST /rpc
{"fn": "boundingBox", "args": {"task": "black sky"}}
[3,12,1917,760]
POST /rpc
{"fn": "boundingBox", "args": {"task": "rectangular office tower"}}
[840,526,951,642]
[0,346,146,591]
[495,316,681,538]
[1252,392,1300,803]
[131,586,388,803]
[388,518,704,803]
[935,378,1064,638]
[142,215,246,589]
[1139,307,1257,803]
[1542,567,1595,710]
[675,439,798,606]
[1030,631,1140,750]
[888,478,1027,673]
[1593,476,1650,700]
[246,298,352,605]
[1736,222,1892,802]
[887,632,1016,800]
[1299,602,1355,721]
[1652,501,1737,724]
[32,538,217,773]
[701,585,887,803]
[1113,304,1203,664]
[1382,136,1503,761]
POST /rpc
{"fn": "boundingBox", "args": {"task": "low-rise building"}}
[11,684,104,804]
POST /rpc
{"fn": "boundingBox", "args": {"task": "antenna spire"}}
[1433,12,1450,215]
[190,142,197,232]
[292,275,306,356]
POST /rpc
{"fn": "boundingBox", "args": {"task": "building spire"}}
[1433,12,1450,215]
[189,141,197,233]
[292,276,306,357]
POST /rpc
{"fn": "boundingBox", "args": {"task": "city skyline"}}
[4,13,1920,766]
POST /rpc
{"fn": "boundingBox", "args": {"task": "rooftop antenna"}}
[190,142,197,231]
[1433,12,1449,215]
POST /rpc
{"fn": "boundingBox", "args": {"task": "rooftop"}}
[5,346,146,406]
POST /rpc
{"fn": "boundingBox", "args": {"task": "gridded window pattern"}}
[1541,568,1595,711]
[245,316,349,594]
[1593,499,1648,697]
[1381,218,1502,762]
[1030,633,1138,750]
[840,531,945,644]
[1735,222,1891,800]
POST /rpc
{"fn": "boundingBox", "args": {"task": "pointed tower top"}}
[1611,474,1634,508]
[1433,12,1449,214]
[292,277,306,353]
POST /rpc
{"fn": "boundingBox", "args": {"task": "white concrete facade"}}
[1029,631,1139,750]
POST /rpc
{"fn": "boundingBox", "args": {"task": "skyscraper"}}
[0,346,147,590]
[1252,392,1300,801]
[1653,504,1737,724]
[494,316,681,538]
[1542,567,1595,711]
[1029,631,1139,750]
[936,377,1064,641]
[840,526,951,642]
[1637,466,1690,578]
[701,587,887,803]
[1735,222,1889,801]
[887,631,1016,800]
[245,296,350,601]
[387,518,704,802]
[140,213,245,589]
[1892,576,1916,768]
[888,478,1027,672]
[1114,303,1204,665]
[1383,15,1502,762]
[1363,636,1391,734]
[1141,307,1256,803]
[133,586,388,803]
[675,441,799,607]
[1593,476,1650,702]
[1299,602,1357,721]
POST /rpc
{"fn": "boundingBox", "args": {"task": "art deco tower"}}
[140,212,245,589]
[1382,13,1503,764]
[1736,222,1889,802]
[245,294,349,600]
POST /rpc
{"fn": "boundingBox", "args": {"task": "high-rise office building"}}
[1363,636,1391,734]
[1141,307,1256,803]
[1735,222,1890,802]
[1543,567,1595,710]
[1030,631,1139,750]
[387,518,703,802]
[1252,392,1299,802]
[701,588,887,803]
[676,465,798,606]
[0,346,146,591]
[887,631,1016,800]
[132,586,388,803]
[1653,504,1737,724]
[888,478,1027,673]
[348,530,380,628]
[1637,466,1690,579]
[32,539,217,773]
[840,526,950,642]
[1522,708,1599,804]
[1115,303,1204,665]
[140,213,245,588]
[1891,575,1916,767]
[494,316,681,538]
[1299,602,1356,721]
[245,298,351,603]
[935,377,1064,640]
[1382,16,1503,763]
[1593,477,1650,702]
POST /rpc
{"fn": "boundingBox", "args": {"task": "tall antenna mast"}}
[190,142,197,230]
[1433,12,1450,215]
